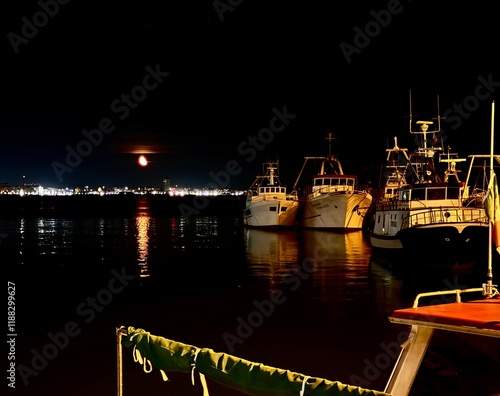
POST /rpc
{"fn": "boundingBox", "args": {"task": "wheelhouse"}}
[398,184,463,201]
[312,174,357,193]
[258,186,287,194]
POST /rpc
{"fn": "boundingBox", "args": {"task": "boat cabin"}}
[398,183,464,202]
[312,174,357,194]
[258,186,287,195]
[248,185,290,198]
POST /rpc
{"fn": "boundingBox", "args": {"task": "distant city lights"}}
[0,180,245,197]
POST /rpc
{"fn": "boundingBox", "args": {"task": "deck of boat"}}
[389,297,500,336]
[385,289,499,396]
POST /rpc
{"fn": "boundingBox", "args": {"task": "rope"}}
[300,375,310,396]
[191,349,210,396]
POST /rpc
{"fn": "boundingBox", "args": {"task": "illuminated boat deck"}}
[385,288,499,396]
[389,298,500,337]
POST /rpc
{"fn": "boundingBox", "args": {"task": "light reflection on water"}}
[244,229,299,288]
[4,195,483,316]
[13,217,132,257]
[6,210,411,314]
[244,228,406,313]
[135,214,150,278]
[243,225,490,313]
[22,218,76,256]
[299,229,373,303]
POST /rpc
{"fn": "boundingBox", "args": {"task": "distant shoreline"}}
[0,194,245,218]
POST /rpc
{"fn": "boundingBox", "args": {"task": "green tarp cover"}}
[121,326,391,396]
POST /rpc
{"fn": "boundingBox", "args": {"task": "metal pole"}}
[487,100,495,295]
[117,327,124,396]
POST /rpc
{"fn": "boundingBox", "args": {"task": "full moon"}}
[138,155,148,167]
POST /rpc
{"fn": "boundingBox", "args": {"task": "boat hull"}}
[244,199,299,228]
[369,232,403,250]
[369,200,489,270]
[397,223,489,267]
[297,191,372,230]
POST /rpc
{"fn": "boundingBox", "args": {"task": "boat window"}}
[314,179,322,186]
[269,207,277,212]
[281,188,285,193]
[411,188,425,200]
[265,187,270,193]
[271,187,275,193]
[348,179,354,186]
[339,179,347,185]
[447,187,459,199]
[281,207,287,212]
[427,188,446,200]
[400,190,410,201]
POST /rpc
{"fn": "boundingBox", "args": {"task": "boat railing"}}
[401,207,487,229]
[287,190,298,200]
[248,193,297,203]
[311,184,355,197]
[375,198,411,211]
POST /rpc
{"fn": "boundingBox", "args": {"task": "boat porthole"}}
[444,237,451,242]
[444,212,450,218]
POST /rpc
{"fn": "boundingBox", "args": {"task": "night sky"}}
[2,1,499,190]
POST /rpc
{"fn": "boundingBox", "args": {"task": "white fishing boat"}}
[243,161,299,228]
[293,132,373,230]
[368,94,488,270]
[387,101,500,393]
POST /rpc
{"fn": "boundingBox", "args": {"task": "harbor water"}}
[4,195,499,396]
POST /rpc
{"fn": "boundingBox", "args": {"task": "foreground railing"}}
[401,207,487,229]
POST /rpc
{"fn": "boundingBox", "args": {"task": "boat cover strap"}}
[121,326,391,396]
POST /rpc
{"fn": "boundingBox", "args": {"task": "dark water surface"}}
[4,196,499,396]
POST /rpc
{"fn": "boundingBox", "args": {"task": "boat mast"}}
[409,92,441,155]
[292,132,342,191]
[327,131,333,157]
[268,163,276,185]
[408,91,442,183]
[321,131,337,174]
